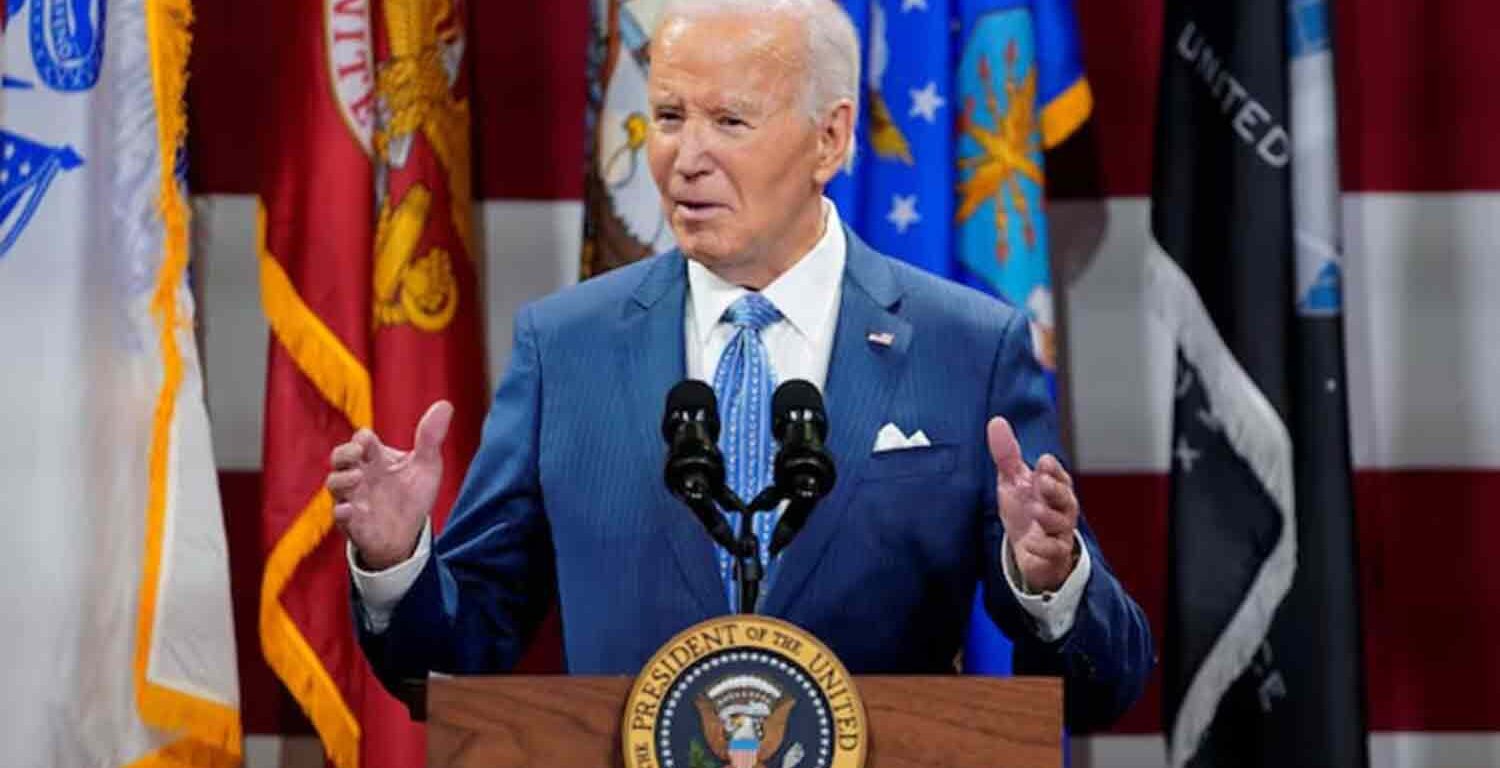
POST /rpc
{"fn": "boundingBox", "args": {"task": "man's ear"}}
[812,99,855,185]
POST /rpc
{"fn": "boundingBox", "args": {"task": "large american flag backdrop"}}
[186,2,1498,765]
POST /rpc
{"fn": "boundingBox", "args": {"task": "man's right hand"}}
[327,400,454,571]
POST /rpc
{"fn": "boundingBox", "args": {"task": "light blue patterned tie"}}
[711,292,781,611]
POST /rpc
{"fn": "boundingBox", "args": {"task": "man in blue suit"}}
[327,0,1151,730]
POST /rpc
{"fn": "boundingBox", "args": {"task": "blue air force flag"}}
[829,0,1092,675]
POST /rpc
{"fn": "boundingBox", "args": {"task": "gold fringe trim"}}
[1040,77,1094,150]
[258,490,362,768]
[135,0,243,762]
[124,735,243,768]
[256,203,374,428]
[255,200,374,768]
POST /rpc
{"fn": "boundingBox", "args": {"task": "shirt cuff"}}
[1000,530,1093,643]
[348,520,432,635]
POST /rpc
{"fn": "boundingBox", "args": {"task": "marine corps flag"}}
[256,0,487,766]
[1150,0,1367,765]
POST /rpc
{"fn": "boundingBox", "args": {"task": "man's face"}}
[646,12,836,275]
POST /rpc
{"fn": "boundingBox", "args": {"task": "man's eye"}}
[654,110,683,124]
[717,115,750,129]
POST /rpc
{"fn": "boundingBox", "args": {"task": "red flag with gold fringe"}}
[256,0,487,765]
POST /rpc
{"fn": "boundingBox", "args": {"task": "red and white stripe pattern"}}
[186,1,1500,765]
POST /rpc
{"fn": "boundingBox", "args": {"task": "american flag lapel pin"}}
[867,331,895,347]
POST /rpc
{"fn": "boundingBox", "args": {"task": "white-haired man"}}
[331,0,1151,730]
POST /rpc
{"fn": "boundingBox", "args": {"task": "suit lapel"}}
[618,251,728,615]
[762,231,911,616]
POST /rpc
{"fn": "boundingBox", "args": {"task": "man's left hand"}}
[988,416,1080,593]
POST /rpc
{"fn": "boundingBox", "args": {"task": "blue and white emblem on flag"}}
[0,131,82,257]
[19,0,107,91]
[0,0,102,258]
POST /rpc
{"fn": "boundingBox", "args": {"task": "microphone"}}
[767,380,836,555]
[661,380,735,548]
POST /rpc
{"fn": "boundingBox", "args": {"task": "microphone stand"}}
[730,493,763,616]
[735,488,798,614]
[734,473,828,611]
[676,483,766,615]
[679,482,822,615]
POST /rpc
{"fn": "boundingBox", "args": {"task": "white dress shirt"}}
[683,200,846,386]
[352,199,1090,642]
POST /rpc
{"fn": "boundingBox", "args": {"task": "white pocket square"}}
[872,423,931,453]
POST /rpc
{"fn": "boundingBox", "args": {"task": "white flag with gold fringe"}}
[0,1,240,765]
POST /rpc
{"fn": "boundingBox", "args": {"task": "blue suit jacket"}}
[358,230,1152,730]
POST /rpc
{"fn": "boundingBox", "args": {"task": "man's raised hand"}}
[988,416,1080,593]
[327,401,453,571]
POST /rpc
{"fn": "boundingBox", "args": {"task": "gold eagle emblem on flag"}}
[371,0,471,332]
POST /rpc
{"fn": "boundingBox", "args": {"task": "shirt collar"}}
[686,198,847,343]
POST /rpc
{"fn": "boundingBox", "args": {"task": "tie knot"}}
[723,293,781,332]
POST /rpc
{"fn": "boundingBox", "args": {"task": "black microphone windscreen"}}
[663,380,720,441]
[772,379,824,418]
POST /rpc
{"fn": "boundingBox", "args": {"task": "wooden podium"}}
[422,675,1062,767]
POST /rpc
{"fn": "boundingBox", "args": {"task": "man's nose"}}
[673,121,714,179]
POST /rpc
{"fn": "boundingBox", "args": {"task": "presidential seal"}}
[623,616,866,768]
